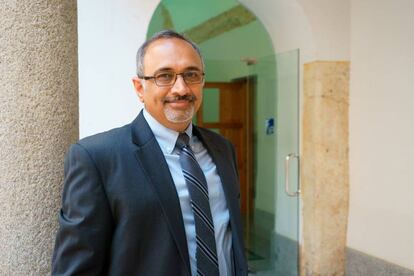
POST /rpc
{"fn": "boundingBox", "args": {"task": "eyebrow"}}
[154,66,202,73]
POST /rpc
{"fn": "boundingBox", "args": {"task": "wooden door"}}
[197,79,254,215]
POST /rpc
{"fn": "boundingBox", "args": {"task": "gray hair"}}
[136,30,204,76]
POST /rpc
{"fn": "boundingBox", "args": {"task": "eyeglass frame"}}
[138,70,205,87]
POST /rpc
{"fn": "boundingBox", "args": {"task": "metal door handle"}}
[285,153,300,197]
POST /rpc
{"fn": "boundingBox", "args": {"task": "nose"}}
[171,74,190,95]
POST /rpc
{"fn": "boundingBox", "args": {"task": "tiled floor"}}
[244,209,275,274]
[244,209,299,276]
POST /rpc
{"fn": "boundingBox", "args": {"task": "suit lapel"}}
[131,112,191,276]
[194,126,246,275]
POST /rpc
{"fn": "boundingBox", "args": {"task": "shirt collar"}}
[143,108,193,154]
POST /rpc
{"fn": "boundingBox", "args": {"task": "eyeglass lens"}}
[155,71,203,86]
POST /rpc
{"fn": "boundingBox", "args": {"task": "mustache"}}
[162,94,197,103]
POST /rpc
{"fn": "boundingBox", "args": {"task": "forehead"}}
[143,38,203,73]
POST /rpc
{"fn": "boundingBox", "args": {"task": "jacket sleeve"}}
[52,143,114,275]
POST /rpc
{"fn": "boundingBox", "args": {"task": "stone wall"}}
[0,1,78,274]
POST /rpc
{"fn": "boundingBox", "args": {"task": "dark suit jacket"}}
[52,111,247,276]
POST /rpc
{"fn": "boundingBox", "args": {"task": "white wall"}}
[348,0,414,270]
[239,0,315,62]
[240,0,350,62]
[78,0,159,138]
[297,0,350,61]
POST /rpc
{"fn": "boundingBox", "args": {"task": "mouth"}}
[163,95,197,108]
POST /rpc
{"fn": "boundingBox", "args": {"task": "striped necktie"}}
[176,133,219,276]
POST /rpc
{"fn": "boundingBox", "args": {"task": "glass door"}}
[245,49,300,276]
[273,49,300,275]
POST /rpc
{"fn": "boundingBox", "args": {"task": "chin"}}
[164,107,194,124]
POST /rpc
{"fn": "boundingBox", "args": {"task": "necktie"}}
[176,133,219,276]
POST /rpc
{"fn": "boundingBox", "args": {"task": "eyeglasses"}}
[138,70,205,87]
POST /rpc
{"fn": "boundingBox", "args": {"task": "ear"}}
[132,76,145,102]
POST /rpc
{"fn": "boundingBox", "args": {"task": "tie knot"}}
[176,132,190,150]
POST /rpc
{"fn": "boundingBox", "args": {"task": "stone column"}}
[0,1,78,274]
[301,61,350,276]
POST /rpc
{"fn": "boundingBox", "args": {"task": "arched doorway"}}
[147,1,300,274]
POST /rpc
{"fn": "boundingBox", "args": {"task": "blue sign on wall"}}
[265,118,274,135]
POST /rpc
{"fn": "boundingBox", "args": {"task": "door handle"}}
[285,153,300,197]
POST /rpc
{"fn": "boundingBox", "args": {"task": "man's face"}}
[133,38,204,132]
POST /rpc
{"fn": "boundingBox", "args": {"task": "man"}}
[52,30,247,276]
